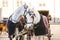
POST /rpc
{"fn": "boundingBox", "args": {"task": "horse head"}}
[23,8,36,31]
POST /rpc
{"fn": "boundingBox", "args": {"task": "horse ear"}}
[24,3,28,9]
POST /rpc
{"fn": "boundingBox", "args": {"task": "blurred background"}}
[0,0,60,40]
[0,0,60,24]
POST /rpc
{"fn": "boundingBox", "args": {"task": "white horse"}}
[23,8,49,40]
[7,4,29,40]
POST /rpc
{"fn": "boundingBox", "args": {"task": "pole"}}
[54,0,55,23]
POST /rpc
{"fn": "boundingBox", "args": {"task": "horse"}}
[22,8,49,40]
[7,4,29,40]
[7,4,48,40]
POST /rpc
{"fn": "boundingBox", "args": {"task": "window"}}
[2,0,8,7]
[17,0,22,6]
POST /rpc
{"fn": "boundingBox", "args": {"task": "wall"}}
[0,0,60,19]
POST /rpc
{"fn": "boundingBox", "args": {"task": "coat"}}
[34,14,48,36]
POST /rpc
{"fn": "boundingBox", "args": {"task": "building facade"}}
[0,0,60,20]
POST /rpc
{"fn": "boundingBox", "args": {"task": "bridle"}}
[19,4,35,31]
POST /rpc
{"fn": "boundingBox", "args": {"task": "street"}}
[0,25,60,40]
[50,25,60,40]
